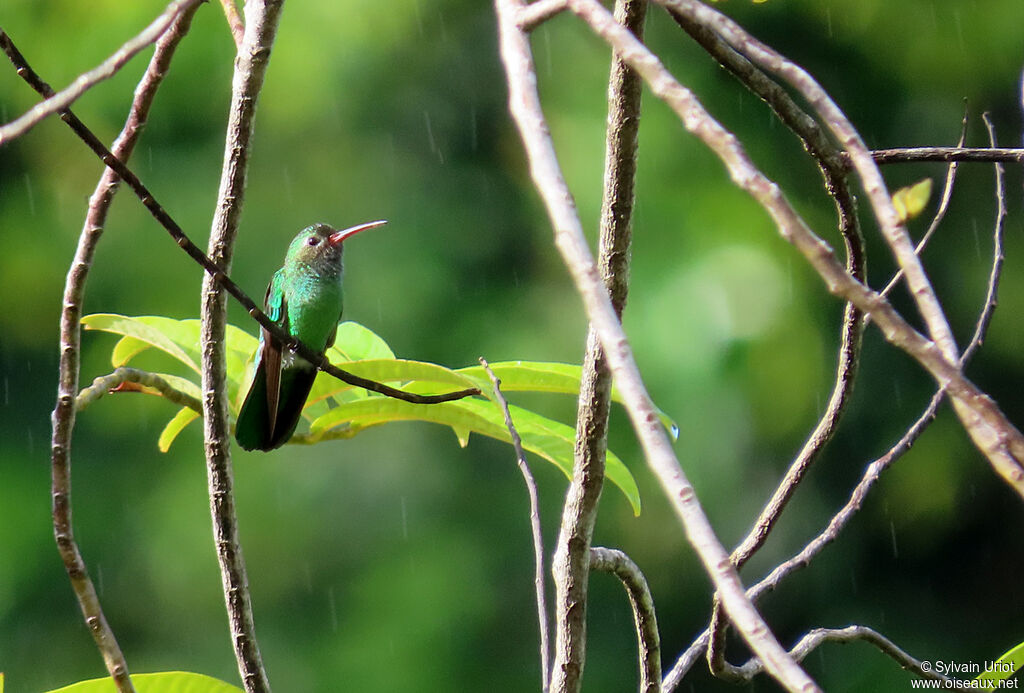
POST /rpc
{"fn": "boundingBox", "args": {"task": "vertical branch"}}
[550,1,646,691]
[46,6,201,691]
[495,1,821,690]
[201,2,284,691]
[480,359,551,691]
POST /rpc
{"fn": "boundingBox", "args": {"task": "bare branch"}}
[666,9,870,677]
[480,358,551,692]
[44,4,201,690]
[552,0,1024,497]
[870,147,1024,166]
[0,0,202,146]
[590,548,662,693]
[550,1,646,691]
[495,1,821,690]
[220,0,245,49]
[76,368,202,413]
[664,124,1009,689]
[0,34,479,408]
[518,0,569,31]
[200,1,287,689]
[656,0,1024,499]
[732,625,951,684]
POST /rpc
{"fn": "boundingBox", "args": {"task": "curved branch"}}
[0,0,201,145]
[731,625,951,684]
[43,5,201,691]
[495,1,821,690]
[550,1,646,691]
[590,548,662,693]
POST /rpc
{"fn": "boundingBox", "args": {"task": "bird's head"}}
[285,220,387,273]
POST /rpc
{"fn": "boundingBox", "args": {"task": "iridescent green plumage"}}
[235,220,386,451]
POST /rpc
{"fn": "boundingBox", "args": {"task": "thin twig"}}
[201,1,286,690]
[0,32,479,408]
[76,368,202,413]
[45,5,201,691]
[556,0,1024,496]
[590,547,662,693]
[480,358,551,692]
[869,147,1024,166]
[733,625,951,683]
[550,1,646,691]
[495,1,821,690]
[219,0,245,48]
[878,112,968,302]
[0,0,201,145]
[663,114,1009,692]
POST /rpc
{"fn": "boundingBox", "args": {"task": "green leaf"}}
[83,314,200,373]
[457,361,679,439]
[43,671,243,693]
[891,178,933,223]
[309,396,642,514]
[975,640,1024,689]
[159,407,200,452]
[85,314,256,400]
[327,321,396,361]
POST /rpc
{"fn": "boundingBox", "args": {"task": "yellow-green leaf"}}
[158,407,200,452]
[891,178,933,222]
[309,397,641,514]
[43,671,243,693]
[975,640,1024,689]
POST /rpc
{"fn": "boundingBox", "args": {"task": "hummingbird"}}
[235,220,387,451]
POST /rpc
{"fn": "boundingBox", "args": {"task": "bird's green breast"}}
[284,265,344,352]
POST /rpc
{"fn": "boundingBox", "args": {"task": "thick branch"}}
[550,1,646,691]
[590,548,662,693]
[201,2,285,690]
[45,5,200,691]
[0,0,201,145]
[480,358,551,691]
[496,1,821,690]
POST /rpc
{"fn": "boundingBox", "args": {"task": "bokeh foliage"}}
[1,1,1023,691]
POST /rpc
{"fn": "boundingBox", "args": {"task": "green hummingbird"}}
[235,220,386,451]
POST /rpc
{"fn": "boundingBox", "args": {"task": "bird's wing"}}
[262,269,289,441]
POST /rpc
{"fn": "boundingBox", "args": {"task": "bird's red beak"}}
[328,219,388,246]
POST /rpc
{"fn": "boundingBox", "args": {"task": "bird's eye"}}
[307,236,320,246]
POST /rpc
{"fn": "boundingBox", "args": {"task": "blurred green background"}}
[2,1,1024,691]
